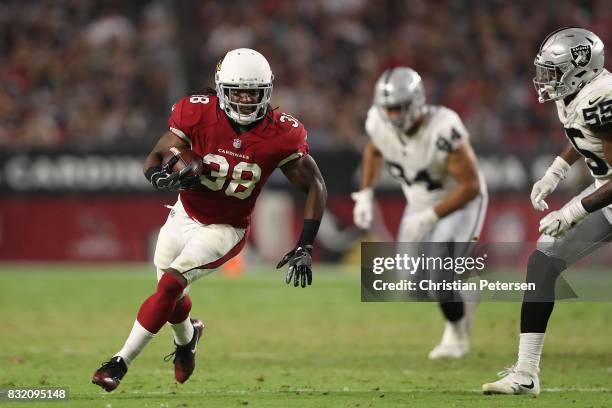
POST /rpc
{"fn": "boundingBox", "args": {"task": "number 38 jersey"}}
[555,68,612,187]
[168,94,308,228]
[365,105,481,211]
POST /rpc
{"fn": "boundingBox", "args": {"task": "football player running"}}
[352,67,488,359]
[92,48,327,392]
[483,28,612,396]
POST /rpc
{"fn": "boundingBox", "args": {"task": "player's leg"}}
[163,222,247,383]
[163,292,205,384]
[483,186,612,395]
[398,206,429,301]
[397,204,462,351]
[93,201,187,391]
[92,268,188,392]
[152,203,199,353]
[426,193,487,359]
[423,241,469,359]
[167,287,195,347]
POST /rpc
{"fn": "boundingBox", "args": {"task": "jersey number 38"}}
[199,154,261,199]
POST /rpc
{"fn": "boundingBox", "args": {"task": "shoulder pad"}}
[365,106,383,137]
[175,95,217,127]
[270,111,304,133]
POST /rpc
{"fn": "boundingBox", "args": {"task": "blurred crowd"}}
[0,0,182,149]
[2,0,612,152]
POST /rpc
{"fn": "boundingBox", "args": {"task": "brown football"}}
[162,147,204,177]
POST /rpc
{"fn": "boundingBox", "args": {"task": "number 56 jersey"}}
[168,94,308,228]
[555,68,612,187]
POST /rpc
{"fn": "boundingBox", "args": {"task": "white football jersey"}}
[365,105,484,211]
[555,68,612,188]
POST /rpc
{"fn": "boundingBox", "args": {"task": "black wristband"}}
[299,219,320,247]
[145,166,162,183]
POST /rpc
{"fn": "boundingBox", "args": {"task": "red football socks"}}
[136,273,187,334]
[168,294,192,324]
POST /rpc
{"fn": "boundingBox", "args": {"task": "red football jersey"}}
[167,94,309,228]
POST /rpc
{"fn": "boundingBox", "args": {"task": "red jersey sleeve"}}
[276,113,310,167]
[168,95,212,145]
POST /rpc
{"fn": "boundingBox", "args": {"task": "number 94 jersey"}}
[556,68,612,185]
[365,105,475,211]
[168,94,308,228]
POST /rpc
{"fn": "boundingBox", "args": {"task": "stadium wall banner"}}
[1,195,566,262]
[0,149,584,262]
[0,197,171,262]
[0,149,590,194]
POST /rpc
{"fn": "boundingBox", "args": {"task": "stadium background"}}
[3,0,610,264]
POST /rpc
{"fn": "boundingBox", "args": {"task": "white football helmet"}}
[373,67,425,131]
[215,48,274,124]
[534,27,604,103]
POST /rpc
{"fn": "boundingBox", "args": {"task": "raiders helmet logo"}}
[570,44,591,67]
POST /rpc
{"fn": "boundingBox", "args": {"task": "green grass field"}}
[1,264,611,407]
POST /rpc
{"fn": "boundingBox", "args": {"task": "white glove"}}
[539,199,589,239]
[351,188,374,229]
[531,156,571,211]
[401,208,440,242]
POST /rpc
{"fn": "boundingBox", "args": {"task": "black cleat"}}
[164,319,205,383]
[92,356,128,392]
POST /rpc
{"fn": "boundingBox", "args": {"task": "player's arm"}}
[359,141,385,189]
[280,154,327,233]
[351,142,384,229]
[276,155,327,288]
[581,133,612,211]
[531,143,581,211]
[399,129,480,242]
[143,131,190,172]
[143,131,192,191]
[559,142,582,165]
[540,131,612,238]
[433,142,481,218]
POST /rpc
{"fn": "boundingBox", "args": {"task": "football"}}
[162,146,204,177]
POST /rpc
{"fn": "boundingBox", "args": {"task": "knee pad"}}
[524,250,566,302]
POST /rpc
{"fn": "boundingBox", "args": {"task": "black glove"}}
[146,156,198,191]
[276,245,312,288]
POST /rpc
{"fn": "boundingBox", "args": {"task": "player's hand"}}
[276,245,312,288]
[530,156,570,211]
[177,174,201,190]
[539,199,588,239]
[149,157,195,192]
[401,208,439,242]
[531,177,557,211]
[351,188,374,229]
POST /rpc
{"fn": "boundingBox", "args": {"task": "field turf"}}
[1,264,611,407]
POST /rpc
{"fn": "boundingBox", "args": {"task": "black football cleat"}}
[92,356,128,392]
[164,319,205,383]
